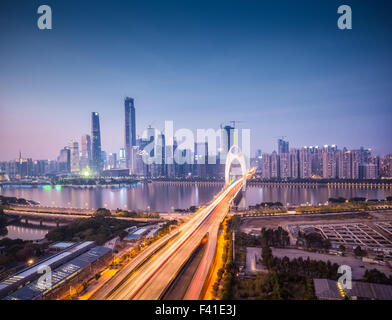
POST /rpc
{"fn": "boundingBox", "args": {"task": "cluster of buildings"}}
[254,139,392,180]
[0,241,111,300]
[0,98,236,180]
[1,97,392,181]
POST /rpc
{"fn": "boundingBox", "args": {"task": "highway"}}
[95,169,254,300]
[184,170,254,300]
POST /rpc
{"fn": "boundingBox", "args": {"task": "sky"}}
[0,0,391,161]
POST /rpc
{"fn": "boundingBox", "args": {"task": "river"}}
[1,183,391,212]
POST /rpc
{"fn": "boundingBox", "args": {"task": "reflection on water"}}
[245,185,392,206]
[1,225,48,241]
[0,184,223,212]
[1,184,391,212]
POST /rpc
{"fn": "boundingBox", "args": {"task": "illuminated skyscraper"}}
[91,112,102,173]
[80,134,91,170]
[124,97,136,169]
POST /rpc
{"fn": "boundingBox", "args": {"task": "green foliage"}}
[362,269,392,285]
[0,238,47,266]
[46,216,143,245]
[156,220,178,237]
[298,232,331,250]
[0,208,7,236]
[354,246,367,257]
[261,227,290,247]
[117,209,160,219]
[93,208,112,217]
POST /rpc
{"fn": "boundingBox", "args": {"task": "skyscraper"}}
[279,153,291,179]
[271,151,280,178]
[222,125,235,153]
[91,112,102,173]
[69,140,80,173]
[57,147,70,173]
[278,139,289,154]
[124,97,136,169]
[80,134,91,170]
[322,146,338,179]
[261,153,271,179]
[299,147,312,178]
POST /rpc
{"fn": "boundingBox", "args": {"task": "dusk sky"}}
[0,0,391,161]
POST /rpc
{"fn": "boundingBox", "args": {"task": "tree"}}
[270,273,282,300]
[362,269,392,285]
[94,208,111,217]
[354,246,366,257]
[0,209,7,236]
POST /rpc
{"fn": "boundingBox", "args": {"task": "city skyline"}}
[1,1,392,304]
[1,0,392,160]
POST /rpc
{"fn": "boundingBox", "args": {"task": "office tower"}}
[107,153,117,169]
[57,147,70,173]
[124,97,136,169]
[32,160,49,176]
[12,153,33,178]
[252,149,262,173]
[101,151,107,169]
[290,149,299,179]
[261,153,271,179]
[69,140,80,173]
[279,153,291,179]
[299,148,312,178]
[194,142,208,178]
[223,125,235,152]
[271,151,279,178]
[130,146,141,175]
[91,112,102,173]
[118,147,126,169]
[278,139,289,154]
[80,134,91,169]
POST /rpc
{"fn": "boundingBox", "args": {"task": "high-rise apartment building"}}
[338,150,352,179]
[271,151,279,178]
[380,154,392,178]
[290,149,299,179]
[279,153,291,179]
[278,139,289,154]
[299,148,312,178]
[322,146,338,179]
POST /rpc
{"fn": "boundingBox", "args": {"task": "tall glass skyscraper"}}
[124,97,136,169]
[91,112,102,173]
